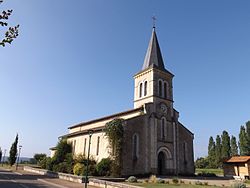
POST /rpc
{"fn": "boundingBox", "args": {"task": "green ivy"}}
[104,118,124,177]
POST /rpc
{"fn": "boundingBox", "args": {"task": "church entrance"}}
[157,147,174,175]
[158,151,165,175]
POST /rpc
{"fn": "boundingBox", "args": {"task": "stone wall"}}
[122,115,149,176]
[177,124,194,175]
[89,178,141,188]
[23,166,84,183]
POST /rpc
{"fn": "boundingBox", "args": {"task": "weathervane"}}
[152,16,157,28]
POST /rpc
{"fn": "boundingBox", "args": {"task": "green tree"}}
[239,125,248,155]
[195,157,209,169]
[246,121,250,155]
[0,0,19,47]
[9,134,18,166]
[221,131,231,159]
[230,135,238,156]
[207,136,216,168]
[215,135,222,168]
[53,139,72,164]
[33,153,46,164]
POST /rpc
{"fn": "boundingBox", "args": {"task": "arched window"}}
[158,80,162,97]
[83,138,87,156]
[132,134,139,160]
[161,118,166,140]
[139,83,143,98]
[96,136,100,155]
[72,140,76,155]
[164,82,167,99]
[164,82,169,99]
[144,81,147,96]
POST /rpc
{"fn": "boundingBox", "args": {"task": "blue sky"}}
[1,0,250,158]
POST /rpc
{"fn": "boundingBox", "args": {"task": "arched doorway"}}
[157,147,174,175]
[158,151,165,175]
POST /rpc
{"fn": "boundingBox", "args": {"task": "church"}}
[51,26,195,176]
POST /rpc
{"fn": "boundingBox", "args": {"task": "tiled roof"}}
[224,156,250,163]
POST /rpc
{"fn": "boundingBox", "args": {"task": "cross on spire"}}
[152,16,157,28]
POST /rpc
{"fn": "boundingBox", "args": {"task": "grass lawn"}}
[195,168,223,176]
[128,183,220,188]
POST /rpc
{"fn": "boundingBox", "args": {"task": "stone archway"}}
[157,147,174,175]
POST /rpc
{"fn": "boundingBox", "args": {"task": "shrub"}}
[172,177,179,184]
[39,157,54,171]
[127,176,137,183]
[157,178,165,184]
[231,182,246,188]
[204,182,208,186]
[244,180,250,184]
[73,163,85,176]
[165,180,169,184]
[149,175,157,183]
[39,157,48,169]
[74,154,87,164]
[53,162,70,173]
[195,181,203,185]
[88,163,97,176]
[96,158,112,176]
[142,179,148,183]
[180,180,185,184]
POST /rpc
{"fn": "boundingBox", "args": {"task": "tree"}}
[33,153,46,164]
[53,139,72,164]
[239,125,248,155]
[246,121,250,155]
[215,135,222,168]
[9,134,18,166]
[207,136,216,168]
[195,157,209,169]
[221,131,231,159]
[0,0,19,47]
[230,135,238,156]
[0,147,2,163]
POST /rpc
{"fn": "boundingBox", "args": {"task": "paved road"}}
[0,168,86,188]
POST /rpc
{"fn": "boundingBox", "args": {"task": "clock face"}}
[160,103,168,113]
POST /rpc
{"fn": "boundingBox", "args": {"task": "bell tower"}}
[133,27,174,113]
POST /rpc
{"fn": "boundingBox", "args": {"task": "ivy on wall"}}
[104,118,124,177]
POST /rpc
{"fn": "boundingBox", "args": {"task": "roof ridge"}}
[68,106,144,129]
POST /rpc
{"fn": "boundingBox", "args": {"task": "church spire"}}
[142,27,166,71]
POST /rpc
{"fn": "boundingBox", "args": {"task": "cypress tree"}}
[230,135,238,156]
[9,134,18,166]
[215,135,222,168]
[221,131,231,159]
[246,121,250,155]
[208,136,216,168]
[0,148,2,163]
[239,125,248,155]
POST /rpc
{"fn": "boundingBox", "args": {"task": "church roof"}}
[224,156,250,163]
[142,27,166,71]
[68,106,144,129]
